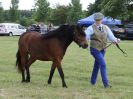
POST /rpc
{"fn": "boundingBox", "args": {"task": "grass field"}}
[0,36,133,99]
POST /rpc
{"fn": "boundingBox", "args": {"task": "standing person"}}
[85,12,120,88]
[47,22,53,32]
[35,24,41,33]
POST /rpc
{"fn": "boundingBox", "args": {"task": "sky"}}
[0,0,95,10]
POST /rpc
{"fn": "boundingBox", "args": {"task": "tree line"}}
[87,0,133,22]
[0,0,85,26]
[0,0,132,26]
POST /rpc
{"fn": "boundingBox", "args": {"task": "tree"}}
[87,0,133,21]
[19,10,36,26]
[19,17,36,26]
[3,10,10,22]
[67,0,83,24]
[20,10,33,18]
[35,0,50,22]
[0,2,4,22]
[87,0,103,15]
[101,0,126,18]
[127,3,133,21]
[9,0,19,22]
[101,0,133,21]
[49,4,71,25]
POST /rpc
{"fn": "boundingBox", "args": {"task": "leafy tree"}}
[20,10,33,18]
[87,0,103,15]
[19,10,36,26]
[87,0,133,21]
[101,0,133,21]
[35,0,50,22]
[9,0,19,22]
[127,4,133,21]
[3,10,10,22]
[101,0,126,18]
[49,4,71,25]
[19,17,36,26]
[67,0,83,24]
[0,2,4,22]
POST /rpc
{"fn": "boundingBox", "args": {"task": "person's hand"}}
[117,38,120,43]
[112,38,120,44]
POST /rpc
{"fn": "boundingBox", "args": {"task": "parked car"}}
[124,23,133,39]
[107,24,125,38]
[0,23,26,36]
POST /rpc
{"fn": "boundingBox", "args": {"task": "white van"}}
[0,23,26,36]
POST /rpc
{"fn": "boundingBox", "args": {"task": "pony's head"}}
[72,25,88,49]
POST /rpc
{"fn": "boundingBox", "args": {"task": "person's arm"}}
[105,25,119,43]
[85,26,94,41]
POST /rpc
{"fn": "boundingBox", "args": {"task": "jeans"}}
[90,47,109,87]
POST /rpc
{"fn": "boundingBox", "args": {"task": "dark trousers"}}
[90,47,109,87]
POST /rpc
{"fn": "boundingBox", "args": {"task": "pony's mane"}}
[42,24,73,39]
[42,25,74,39]
[42,24,86,39]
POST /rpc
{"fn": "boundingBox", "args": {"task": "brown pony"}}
[16,24,88,88]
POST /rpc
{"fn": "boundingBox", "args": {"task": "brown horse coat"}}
[16,24,88,88]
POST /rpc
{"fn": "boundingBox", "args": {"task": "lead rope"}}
[104,43,127,57]
[115,43,127,57]
[104,43,113,49]
[86,43,127,57]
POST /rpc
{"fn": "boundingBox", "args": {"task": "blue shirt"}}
[85,24,117,42]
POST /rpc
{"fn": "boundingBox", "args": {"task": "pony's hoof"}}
[25,80,30,83]
[21,80,26,83]
[48,80,51,84]
[62,85,68,88]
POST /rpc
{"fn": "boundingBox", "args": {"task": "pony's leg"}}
[21,57,26,82]
[48,63,56,84]
[21,70,25,82]
[25,57,36,82]
[57,65,67,88]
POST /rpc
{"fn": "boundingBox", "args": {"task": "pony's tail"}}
[16,49,22,73]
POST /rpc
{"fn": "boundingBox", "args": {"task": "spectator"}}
[35,24,41,33]
[47,22,54,32]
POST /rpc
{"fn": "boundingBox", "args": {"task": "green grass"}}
[0,36,133,99]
